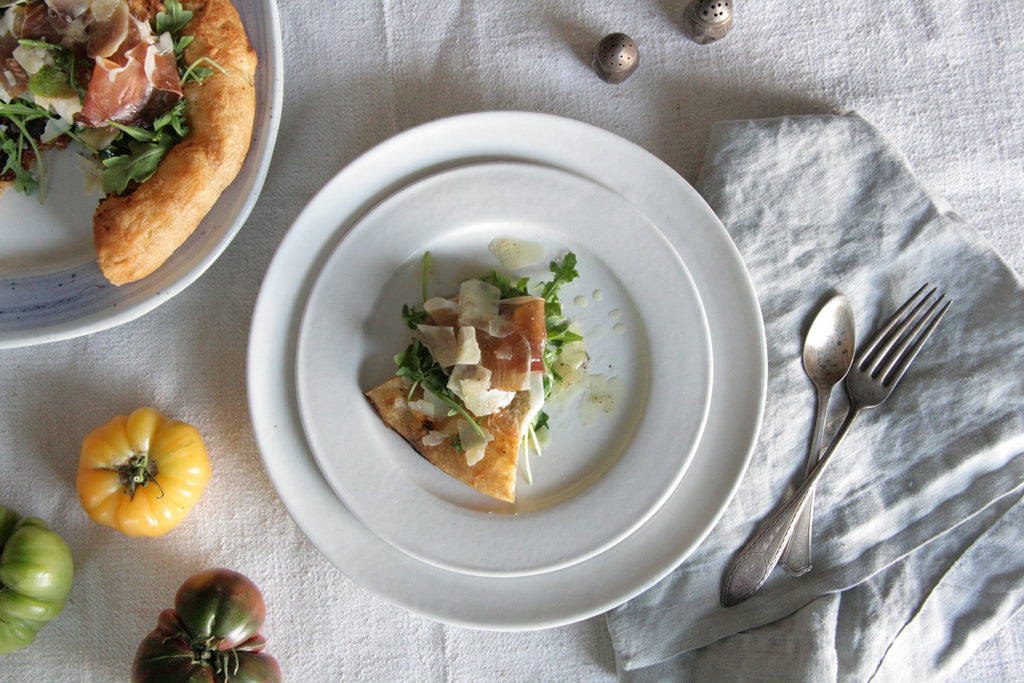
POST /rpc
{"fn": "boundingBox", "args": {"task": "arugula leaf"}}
[539,251,579,315]
[154,0,194,36]
[0,99,51,198]
[482,269,530,299]
[101,136,177,194]
[401,304,428,329]
[1,137,37,195]
[101,101,189,194]
[395,340,486,438]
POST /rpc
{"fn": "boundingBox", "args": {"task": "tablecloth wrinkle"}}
[605,112,1024,682]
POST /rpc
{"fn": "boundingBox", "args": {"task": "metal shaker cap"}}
[683,0,733,45]
[593,32,639,83]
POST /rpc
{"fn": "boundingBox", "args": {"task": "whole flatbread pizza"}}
[0,0,256,285]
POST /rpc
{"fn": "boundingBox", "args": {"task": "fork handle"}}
[721,405,863,607]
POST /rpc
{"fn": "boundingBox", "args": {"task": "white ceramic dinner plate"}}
[295,162,713,577]
[248,112,767,630]
[0,0,283,348]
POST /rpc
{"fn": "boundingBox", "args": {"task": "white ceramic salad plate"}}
[295,162,713,578]
[0,0,284,348]
[248,111,767,630]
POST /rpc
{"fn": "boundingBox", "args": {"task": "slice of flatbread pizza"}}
[364,254,584,504]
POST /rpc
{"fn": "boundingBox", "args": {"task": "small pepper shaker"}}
[683,0,733,45]
[593,32,639,83]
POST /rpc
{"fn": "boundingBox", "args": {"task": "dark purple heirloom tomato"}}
[132,569,281,683]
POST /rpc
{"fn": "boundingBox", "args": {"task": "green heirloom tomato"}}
[132,569,281,683]
[0,505,74,655]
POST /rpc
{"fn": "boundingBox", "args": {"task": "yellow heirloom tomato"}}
[77,407,211,538]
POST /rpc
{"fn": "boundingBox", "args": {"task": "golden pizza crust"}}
[365,377,531,503]
[93,0,257,285]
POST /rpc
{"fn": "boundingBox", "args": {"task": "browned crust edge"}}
[92,0,257,285]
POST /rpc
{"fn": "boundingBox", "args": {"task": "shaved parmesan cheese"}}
[41,117,72,143]
[408,388,450,420]
[458,419,493,466]
[35,93,82,124]
[418,324,459,368]
[457,279,500,329]
[454,326,482,365]
[418,324,483,368]
[12,44,51,75]
[447,364,515,417]
[422,430,448,447]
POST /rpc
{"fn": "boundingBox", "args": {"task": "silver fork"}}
[721,284,951,607]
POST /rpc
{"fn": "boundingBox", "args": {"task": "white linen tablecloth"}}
[2,1,1023,681]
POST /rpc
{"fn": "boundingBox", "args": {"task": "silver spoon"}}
[779,293,855,576]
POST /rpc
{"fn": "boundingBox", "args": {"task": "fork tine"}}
[876,295,950,387]
[858,284,933,374]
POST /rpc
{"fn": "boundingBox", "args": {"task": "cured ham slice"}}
[501,295,547,374]
[77,34,181,126]
[0,54,29,100]
[19,0,71,45]
[419,285,546,394]
[475,327,533,392]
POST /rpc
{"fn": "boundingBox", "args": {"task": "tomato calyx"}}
[109,452,164,499]
[160,615,263,678]
[186,636,240,677]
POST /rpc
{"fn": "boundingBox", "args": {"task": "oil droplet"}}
[574,295,589,308]
[609,309,622,319]
[593,289,604,302]
[578,375,623,427]
[613,323,626,334]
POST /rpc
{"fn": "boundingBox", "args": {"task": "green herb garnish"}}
[0,100,52,197]
[401,304,428,329]
[481,269,531,299]
[155,0,195,36]
[394,340,486,438]
[100,100,189,194]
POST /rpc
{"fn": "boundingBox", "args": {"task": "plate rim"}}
[0,0,285,349]
[293,160,714,578]
[247,110,767,630]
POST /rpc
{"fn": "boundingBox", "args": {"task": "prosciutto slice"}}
[419,281,547,396]
[19,0,71,45]
[76,28,181,127]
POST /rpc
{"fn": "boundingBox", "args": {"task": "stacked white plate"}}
[248,112,766,630]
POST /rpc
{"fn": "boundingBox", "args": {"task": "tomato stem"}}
[113,452,162,499]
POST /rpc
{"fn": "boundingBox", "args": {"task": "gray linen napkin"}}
[605,113,1024,682]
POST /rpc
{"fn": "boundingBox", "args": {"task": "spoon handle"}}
[779,383,831,575]
[721,406,861,607]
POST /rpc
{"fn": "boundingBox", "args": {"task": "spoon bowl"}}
[779,293,855,575]
[804,295,856,387]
